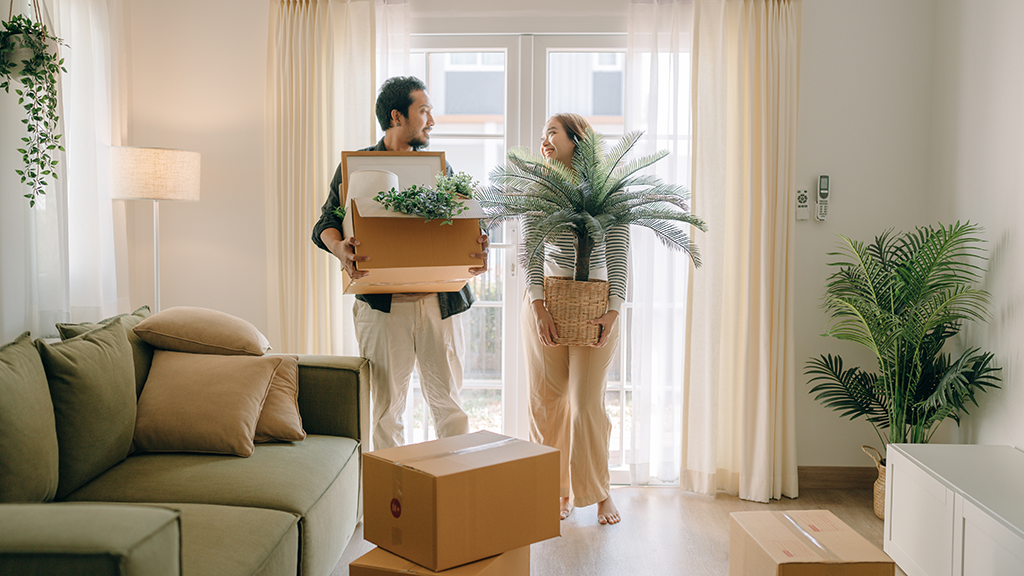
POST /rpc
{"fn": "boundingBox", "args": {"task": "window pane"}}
[548,51,624,136]
[416,52,506,122]
[426,136,505,187]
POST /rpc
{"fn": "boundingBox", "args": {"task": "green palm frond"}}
[807,221,1001,446]
[482,128,705,281]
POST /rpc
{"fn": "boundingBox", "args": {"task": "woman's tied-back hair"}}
[376,76,428,132]
[550,113,593,150]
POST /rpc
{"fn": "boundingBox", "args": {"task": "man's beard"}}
[409,132,429,150]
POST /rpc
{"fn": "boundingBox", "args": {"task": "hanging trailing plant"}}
[0,2,67,207]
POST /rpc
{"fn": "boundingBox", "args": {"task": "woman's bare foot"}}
[559,497,573,520]
[597,496,620,525]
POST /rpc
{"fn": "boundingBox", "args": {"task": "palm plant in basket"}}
[805,222,1001,520]
[805,221,1001,449]
[477,128,706,344]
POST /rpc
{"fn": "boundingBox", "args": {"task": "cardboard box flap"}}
[351,197,486,219]
[368,431,556,477]
[731,510,892,565]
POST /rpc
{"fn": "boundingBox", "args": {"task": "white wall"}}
[929,0,1024,450]
[124,0,270,334]
[794,0,949,465]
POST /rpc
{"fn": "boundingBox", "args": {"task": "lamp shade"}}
[111,147,201,201]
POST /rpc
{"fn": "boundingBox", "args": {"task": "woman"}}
[521,113,628,525]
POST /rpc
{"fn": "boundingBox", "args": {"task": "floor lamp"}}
[112,147,201,312]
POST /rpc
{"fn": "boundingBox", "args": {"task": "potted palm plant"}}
[805,221,1001,518]
[478,129,706,345]
[1,8,67,207]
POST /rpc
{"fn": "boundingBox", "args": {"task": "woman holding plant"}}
[522,113,628,525]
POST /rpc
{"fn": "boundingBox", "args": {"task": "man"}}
[312,76,488,450]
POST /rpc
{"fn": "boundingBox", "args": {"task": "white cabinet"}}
[884,444,1024,576]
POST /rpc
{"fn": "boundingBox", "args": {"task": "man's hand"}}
[322,228,370,278]
[589,310,619,348]
[469,233,489,276]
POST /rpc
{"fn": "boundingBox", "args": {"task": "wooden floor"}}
[332,486,906,575]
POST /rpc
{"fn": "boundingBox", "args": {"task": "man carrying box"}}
[312,76,489,450]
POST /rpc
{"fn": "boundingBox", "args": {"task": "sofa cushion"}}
[256,354,306,443]
[36,320,136,499]
[0,503,180,576]
[0,332,60,503]
[133,306,272,356]
[163,503,300,576]
[133,351,282,457]
[66,435,357,515]
[56,305,154,397]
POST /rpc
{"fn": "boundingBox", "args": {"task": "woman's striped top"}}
[524,222,630,314]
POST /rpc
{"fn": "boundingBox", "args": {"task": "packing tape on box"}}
[773,511,841,562]
[395,436,519,467]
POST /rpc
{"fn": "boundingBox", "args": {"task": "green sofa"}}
[0,311,370,576]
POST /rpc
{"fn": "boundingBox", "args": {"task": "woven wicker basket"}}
[543,276,610,346]
[863,445,886,520]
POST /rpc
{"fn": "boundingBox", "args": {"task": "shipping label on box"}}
[338,151,485,295]
[363,431,560,572]
[350,546,529,576]
[729,510,894,576]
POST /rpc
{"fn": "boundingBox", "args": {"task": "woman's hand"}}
[590,310,619,348]
[532,299,559,346]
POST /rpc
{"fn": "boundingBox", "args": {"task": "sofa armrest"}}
[295,355,370,446]
[0,503,180,576]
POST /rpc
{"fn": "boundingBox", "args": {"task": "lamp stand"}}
[153,199,161,312]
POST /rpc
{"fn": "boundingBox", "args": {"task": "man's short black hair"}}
[376,76,428,132]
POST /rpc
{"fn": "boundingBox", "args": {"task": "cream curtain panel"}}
[266,0,377,354]
[686,0,801,502]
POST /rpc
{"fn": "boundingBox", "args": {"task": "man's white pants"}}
[353,295,469,450]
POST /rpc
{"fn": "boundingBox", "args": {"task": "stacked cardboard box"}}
[729,510,895,576]
[354,431,560,574]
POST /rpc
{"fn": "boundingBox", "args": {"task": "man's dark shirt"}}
[311,138,474,319]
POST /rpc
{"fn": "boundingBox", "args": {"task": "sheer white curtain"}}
[266,0,405,354]
[0,0,127,342]
[625,0,695,486]
[53,0,129,323]
[686,0,801,502]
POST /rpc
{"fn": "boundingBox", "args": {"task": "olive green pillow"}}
[56,305,154,398]
[36,320,137,499]
[0,332,60,503]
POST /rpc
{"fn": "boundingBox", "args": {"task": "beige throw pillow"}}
[255,355,305,443]
[133,307,272,356]
[133,351,282,457]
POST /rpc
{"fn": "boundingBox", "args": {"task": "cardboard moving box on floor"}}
[363,431,559,571]
[729,510,894,576]
[350,546,529,576]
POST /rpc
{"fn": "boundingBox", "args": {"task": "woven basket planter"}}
[543,276,609,346]
[863,445,886,520]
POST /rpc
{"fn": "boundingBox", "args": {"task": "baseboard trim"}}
[799,466,878,491]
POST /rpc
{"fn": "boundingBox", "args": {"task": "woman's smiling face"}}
[540,117,576,168]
